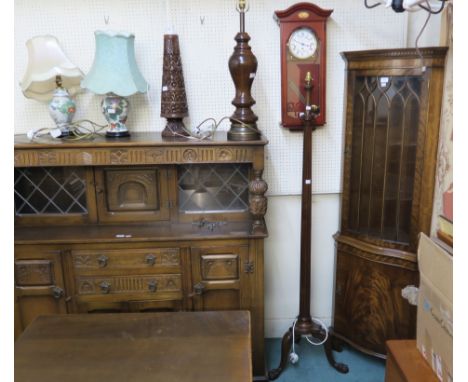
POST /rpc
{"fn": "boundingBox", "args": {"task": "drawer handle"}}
[148,280,158,293]
[193,282,205,296]
[145,254,156,266]
[52,286,64,300]
[98,255,109,268]
[99,281,111,294]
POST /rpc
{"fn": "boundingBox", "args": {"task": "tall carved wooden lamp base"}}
[162,118,187,138]
[268,74,348,380]
[161,34,189,138]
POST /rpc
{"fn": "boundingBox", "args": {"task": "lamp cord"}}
[419,0,446,14]
[25,119,107,141]
[291,317,330,361]
[25,116,259,142]
[364,0,382,9]
[415,1,432,63]
[169,116,260,141]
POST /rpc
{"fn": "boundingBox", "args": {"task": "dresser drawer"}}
[71,248,180,275]
[74,274,182,298]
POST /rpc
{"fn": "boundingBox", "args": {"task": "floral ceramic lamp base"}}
[48,88,76,137]
[102,94,130,138]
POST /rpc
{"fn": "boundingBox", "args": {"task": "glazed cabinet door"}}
[342,72,427,251]
[14,246,68,338]
[14,167,97,226]
[189,244,251,311]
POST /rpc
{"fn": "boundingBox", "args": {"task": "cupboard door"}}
[190,245,250,311]
[14,248,68,337]
[333,241,418,356]
[95,166,171,223]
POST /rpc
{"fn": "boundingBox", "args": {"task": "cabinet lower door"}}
[190,244,250,311]
[333,239,418,356]
[14,249,67,338]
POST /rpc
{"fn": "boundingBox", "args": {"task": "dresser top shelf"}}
[14,132,268,149]
[14,132,268,168]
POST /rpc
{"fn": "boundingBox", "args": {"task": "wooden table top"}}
[15,311,252,382]
[386,340,438,382]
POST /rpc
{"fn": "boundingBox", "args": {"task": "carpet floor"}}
[265,338,386,382]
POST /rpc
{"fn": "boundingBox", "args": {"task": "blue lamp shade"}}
[81,31,148,96]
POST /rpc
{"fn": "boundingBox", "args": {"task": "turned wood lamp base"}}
[227,123,260,141]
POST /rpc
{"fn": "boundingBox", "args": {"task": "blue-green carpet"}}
[265,338,386,382]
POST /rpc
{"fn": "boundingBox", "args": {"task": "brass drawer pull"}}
[52,286,64,299]
[148,280,158,293]
[99,281,111,294]
[145,254,156,266]
[98,255,109,268]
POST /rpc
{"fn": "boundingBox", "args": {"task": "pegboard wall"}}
[14,0,407,195]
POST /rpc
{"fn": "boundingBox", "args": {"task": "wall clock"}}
[274,3,333,129]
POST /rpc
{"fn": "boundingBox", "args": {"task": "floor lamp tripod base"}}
[268,321,349,380]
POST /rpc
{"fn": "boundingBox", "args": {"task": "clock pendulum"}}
[227,0,261,141]
[267,73,349,380]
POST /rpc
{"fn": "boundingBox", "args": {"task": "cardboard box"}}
[417,234,453,382]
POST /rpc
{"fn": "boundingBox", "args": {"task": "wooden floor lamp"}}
[268,73,349,380]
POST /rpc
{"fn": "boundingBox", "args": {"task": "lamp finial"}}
[237,0,248,13]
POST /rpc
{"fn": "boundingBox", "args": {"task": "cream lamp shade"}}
[20,35,83,102]
[81,30,149,138]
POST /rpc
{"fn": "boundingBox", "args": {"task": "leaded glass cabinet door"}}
[344,74,424,250]
[14,167,97,225]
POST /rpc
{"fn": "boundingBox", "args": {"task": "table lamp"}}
[81,30,149,138]
[20,35,84,137]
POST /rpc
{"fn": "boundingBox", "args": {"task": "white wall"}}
[264,194,340,337]
[14,0,446,338]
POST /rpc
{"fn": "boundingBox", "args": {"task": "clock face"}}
[288,27,318,60]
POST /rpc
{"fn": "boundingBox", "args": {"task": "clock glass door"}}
[285,27,321,126]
